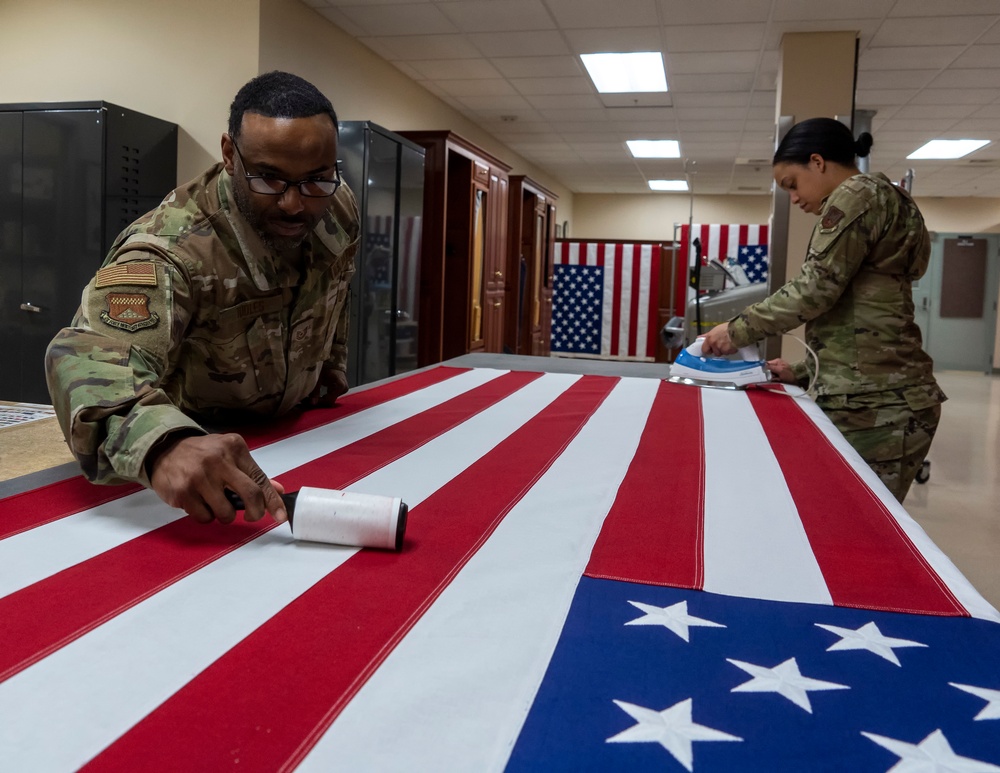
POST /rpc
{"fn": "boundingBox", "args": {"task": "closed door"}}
[913,233,999,373]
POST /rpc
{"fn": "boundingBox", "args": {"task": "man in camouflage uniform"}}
[703,155,945,503]
[45,71,359,525]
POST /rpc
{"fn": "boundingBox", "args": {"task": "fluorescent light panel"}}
[627,140,680,158]
[581,52,667,93]
[907,139,990,159]
[649,180,688,191]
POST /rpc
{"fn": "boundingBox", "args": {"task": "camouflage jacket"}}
[45,163,359,486]
[728,172,944,407]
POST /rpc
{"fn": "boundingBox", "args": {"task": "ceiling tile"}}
[664,24,766,53]
[546,0,660,29]
[491,56,586,78]
[467,30,571,57]
[334,3,456,35]
[561,27,663,54]
[871,17,998,47]
[437,0,555,32]
[406,59,504,79]
[360,34,482,60]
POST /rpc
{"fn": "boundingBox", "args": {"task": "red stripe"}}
[0,370,537,684]
[585,381,704,587]
[610,243,623,356]
[0,478,142,542]
[626,245,640,358]
[82,375,617,773]
[0,367,467,540]
[747,390,967,616]
[645,246,661,357]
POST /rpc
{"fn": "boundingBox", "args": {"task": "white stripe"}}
[0,368,507,600]
[700,388,832,604]
[788,389,1000,622]
[299,376,659,773]
[617,245,633,356]
[635,245,653,356]
[707,224,722,261]
[747,224,760,247]
[566,240,579,265]
[0,372,582,772]
[586,241,598,266]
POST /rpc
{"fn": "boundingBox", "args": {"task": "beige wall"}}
[570,193,771,241]
[0,0,260,182]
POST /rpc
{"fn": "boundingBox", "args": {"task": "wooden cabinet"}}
[399,131,511,366]
[505,176,558,357]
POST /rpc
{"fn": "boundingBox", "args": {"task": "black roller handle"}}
[223,488,298,524]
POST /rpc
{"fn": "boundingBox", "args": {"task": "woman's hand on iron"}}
[701,323,737,356]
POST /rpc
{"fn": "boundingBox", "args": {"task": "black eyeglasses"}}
[231,139,342,197]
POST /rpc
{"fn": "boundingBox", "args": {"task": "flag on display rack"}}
[680,224,770,266]
[551,240,661,361]
[671,224,770,317]
[1,367,998,772]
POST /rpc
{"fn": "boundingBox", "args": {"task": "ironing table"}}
[2,353,999,772]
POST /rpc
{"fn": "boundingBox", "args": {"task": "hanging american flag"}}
[674,225,770,313]
[552,240,662,361]
[1,366,998,771]
[737,243,769,284]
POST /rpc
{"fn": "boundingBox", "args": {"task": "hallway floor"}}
[904,370,1000,613]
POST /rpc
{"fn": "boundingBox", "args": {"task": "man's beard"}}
[232,182,312,253]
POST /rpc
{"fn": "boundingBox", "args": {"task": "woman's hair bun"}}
[855,132,874,158]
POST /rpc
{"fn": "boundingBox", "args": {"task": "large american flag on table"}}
[2,366,999,772]
[551,240,661,361]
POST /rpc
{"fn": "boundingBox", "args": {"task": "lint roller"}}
[224,487,408,551]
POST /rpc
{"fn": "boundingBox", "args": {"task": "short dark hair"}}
[773,117,873,167]
[228,71,338,140]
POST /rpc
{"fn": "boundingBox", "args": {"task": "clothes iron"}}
[667,337,771,390]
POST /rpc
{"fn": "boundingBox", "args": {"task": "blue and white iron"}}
[668,337,771,390]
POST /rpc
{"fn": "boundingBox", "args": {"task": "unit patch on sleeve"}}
[95,262,158,288]
[820,206,846,231]
[100,293,160,332]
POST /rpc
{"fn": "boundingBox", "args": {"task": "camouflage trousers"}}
[819,400,941,504]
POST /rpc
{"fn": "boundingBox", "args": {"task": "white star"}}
[728,657,849,713]
[625,600,726,642]
[951,683,1000,720]
[816,622,927,666]
[607,698,742,772]
[862,728,1000,772]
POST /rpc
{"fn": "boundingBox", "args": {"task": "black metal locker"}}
[338,122,425,388]
[0,102,177,404]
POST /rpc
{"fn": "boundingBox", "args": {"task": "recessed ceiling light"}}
[580,52,667,93]
[627,140,680,158]
[907,139,990,160]
[648,179,688,191]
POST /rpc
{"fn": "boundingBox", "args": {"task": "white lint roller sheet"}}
[292,487,406,550]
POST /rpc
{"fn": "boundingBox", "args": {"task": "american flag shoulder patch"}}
[95,262,158,289]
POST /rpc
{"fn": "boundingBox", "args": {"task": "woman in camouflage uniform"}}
[702,117,945,503]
